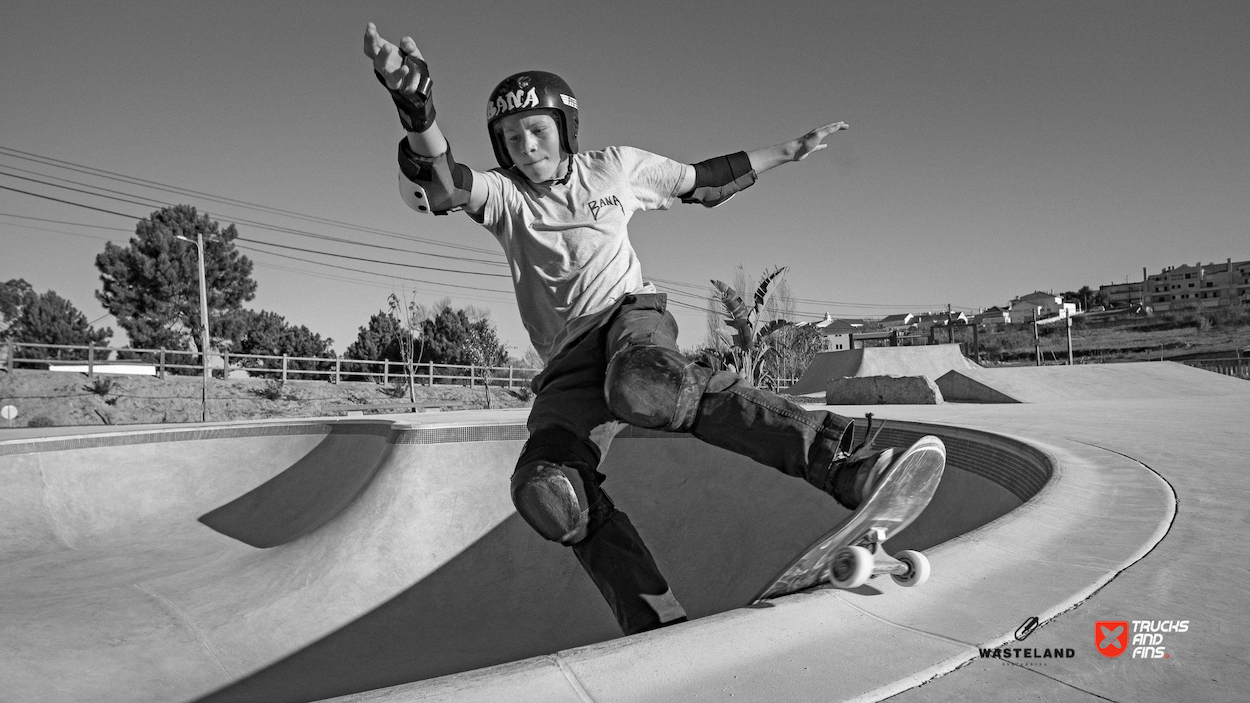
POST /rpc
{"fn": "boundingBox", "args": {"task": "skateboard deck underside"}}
[753,437,946,601]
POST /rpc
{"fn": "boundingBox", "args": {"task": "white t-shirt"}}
[472,146,686,362]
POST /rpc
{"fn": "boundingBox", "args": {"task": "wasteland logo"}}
[979,617,1075,663]
[1096,621,1130,658]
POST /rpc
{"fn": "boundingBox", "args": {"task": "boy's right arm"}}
[364,23,488,215]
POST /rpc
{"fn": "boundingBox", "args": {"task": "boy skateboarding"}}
[364,23,943,635]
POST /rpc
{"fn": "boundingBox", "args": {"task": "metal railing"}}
[1,340,541,388]
[1178,357,1250,380]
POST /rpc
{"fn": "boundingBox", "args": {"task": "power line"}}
[0,168,169,209]
[0,168,508,269]
[0,184,138,218]
[0,215,518,309]
[0,212,131,232]
[649,275,974,313]
[0,178,509,280]
[0,218,114,242]
[235,238,510,278]
[233,244,515,296]
[0,144,501,256]
[250,260,519,307]
[0,214,516,294]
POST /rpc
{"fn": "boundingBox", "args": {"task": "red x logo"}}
[1096,621,1129,658]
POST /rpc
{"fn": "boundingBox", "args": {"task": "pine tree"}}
[95,205,256,351]
[7,288,111,360]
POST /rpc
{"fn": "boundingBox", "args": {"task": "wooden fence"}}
[0,340,540,388]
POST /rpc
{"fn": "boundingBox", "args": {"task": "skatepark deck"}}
[936,360,1240,403]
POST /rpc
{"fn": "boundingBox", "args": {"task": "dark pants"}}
[515,292,851,634]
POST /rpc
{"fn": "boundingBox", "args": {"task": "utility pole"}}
[177,233,210,422]
[1034,307,1042,366]
[1066,315,1073,365]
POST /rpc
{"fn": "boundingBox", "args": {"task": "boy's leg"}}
[511,328,686,635]
[603,294,879,506]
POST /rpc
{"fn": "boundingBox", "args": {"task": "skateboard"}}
[753,433,946,601]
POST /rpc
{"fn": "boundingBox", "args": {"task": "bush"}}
[251,379,295,401]
[384,377,413,398]
[85,378,114,396]
[1203,302,1250,328]
[27,416,55,428]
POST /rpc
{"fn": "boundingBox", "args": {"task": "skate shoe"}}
[828,446,897,510]
[826,413,898,510]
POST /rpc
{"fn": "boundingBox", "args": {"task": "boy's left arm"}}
[676,121,848,207]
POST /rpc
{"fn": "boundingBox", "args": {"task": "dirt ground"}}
[0,370,533,429]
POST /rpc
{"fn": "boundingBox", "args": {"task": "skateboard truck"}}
[825,529,931,590]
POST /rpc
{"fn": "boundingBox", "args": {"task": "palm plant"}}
[711,266,793,388]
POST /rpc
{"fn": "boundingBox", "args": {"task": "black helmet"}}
[486,71,578,169]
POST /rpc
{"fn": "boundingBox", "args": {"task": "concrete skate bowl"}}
[0,416,1051,703]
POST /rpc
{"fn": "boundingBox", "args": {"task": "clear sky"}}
[2,1,1247,357]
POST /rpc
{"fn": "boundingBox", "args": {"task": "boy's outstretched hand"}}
[745,121,849,175]
[364,22,423,92]
[791,122,849,162]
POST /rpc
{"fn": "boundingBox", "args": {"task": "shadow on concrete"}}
[192,513,621,703]
[198,433,390,548]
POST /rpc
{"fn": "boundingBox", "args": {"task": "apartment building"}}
[1144,259,1250,310]
[1099,280,1145,308]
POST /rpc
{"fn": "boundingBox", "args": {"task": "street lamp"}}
[175,233,210,422]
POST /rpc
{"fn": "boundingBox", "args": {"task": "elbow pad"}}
[679,151,757,208]
[397,138,474,215]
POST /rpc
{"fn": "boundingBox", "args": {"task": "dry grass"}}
[975,306,1250,365]
[0,370,532,429]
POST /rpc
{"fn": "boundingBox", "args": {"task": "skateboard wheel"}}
[892,550,930,587]
[827,545,873,589]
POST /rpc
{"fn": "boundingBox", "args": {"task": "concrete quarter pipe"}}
[784,344,979,396]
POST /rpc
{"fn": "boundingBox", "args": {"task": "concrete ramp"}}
[937,361,1250,403]
[785,344,979,396]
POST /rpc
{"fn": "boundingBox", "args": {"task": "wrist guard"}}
[397,138,473,215]
[680,151,757,208]
[374,53,436,133]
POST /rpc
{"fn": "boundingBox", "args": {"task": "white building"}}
[1009,292,1076,320]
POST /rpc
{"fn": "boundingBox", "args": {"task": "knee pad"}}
[604,346,711,432]
[511,461,591,544]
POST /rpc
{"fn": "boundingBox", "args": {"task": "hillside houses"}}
[972,306,1011,326]
[800,255,1246,343]
[810,314,869,351]
[1008,292,1076,321]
